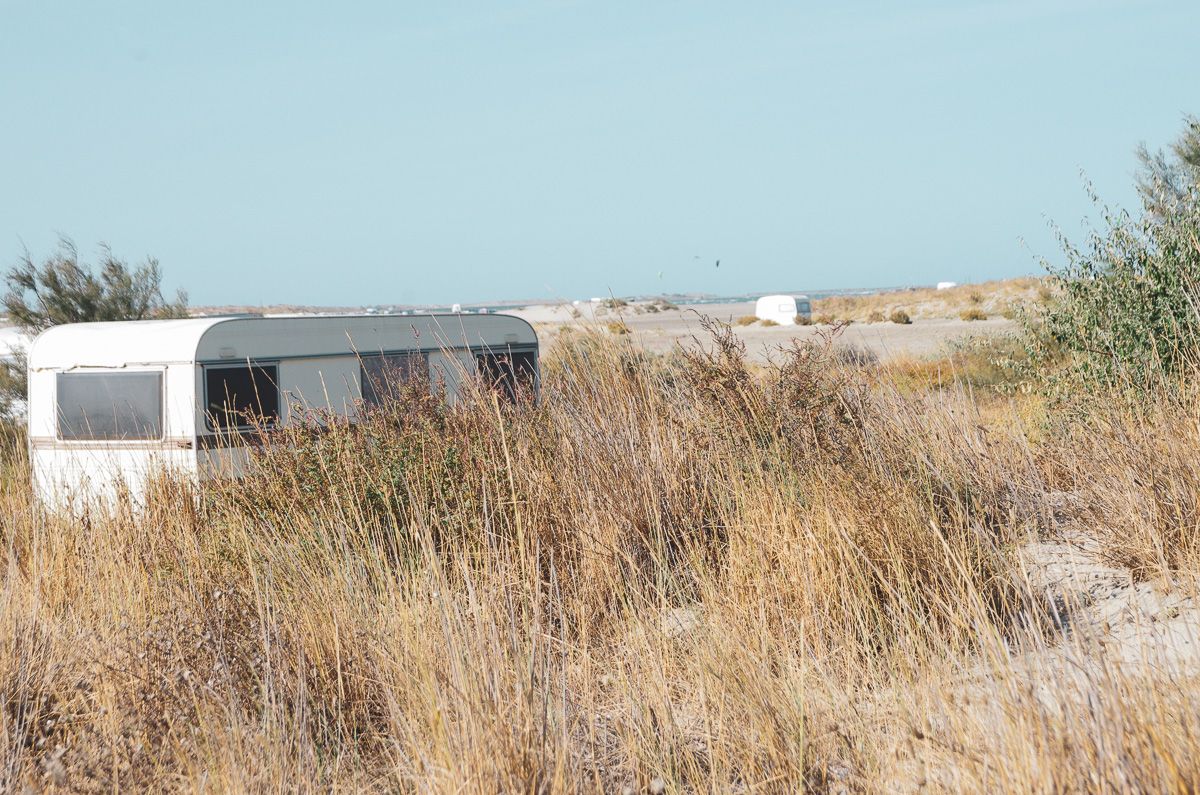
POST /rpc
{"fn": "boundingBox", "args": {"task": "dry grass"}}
[959,307,988,322]
[3,325,1200,792]
[814,277,1044,322]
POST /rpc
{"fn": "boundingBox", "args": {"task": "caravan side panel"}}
[29,362,200,509]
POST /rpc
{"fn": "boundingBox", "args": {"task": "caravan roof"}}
[28,314,538,371]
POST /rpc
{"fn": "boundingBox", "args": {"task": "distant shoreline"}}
[190,281,992,318]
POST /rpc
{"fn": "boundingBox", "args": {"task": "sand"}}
[511,300,1016,363]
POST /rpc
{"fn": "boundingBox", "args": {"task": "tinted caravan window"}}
[205,364,279,429]
[476,349,538,401]
[57,371,163,440]
[360,352,430,406]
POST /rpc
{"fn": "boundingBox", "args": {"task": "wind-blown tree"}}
[1136,114,1200,219]
[3,238,187,331]
[0,238,188,417]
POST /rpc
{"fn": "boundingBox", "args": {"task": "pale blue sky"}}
[1,1,1196,306]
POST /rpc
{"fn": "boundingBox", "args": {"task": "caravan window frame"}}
[202,361,282,431]
[359,350,432,407]
[54,369,166,443]
[474,344,539,401]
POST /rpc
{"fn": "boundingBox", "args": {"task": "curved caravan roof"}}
[28,314,538,371]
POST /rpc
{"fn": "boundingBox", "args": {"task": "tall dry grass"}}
[3,325,1200,792]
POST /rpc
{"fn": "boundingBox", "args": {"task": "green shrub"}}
[1028,116,1200,396]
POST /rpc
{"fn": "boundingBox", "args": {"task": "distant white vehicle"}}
[936,281,958,291]
[754,294,811,325]
[27,314,539,509]
[451,303,462,313]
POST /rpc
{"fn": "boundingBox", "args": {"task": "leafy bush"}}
[890,309,912,325]
[1030,116,1200,396]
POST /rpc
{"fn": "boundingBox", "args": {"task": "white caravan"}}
[754,294,811,325]
[27,314,538,509]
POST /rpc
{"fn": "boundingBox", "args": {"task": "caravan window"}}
[360,352,430,406]
[476,349,537,401]
[205,364,279,429]
[57,371,163,440]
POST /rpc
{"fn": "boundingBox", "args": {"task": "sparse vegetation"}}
[759,318,779,327]
[890,309,912,324]
[735,315,758,326]
[866,310,886,323]
[960,307,988,321]
[813,277,1042,322]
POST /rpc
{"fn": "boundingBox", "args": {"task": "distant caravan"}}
[27,314,538,509]
[754,294,811,325]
